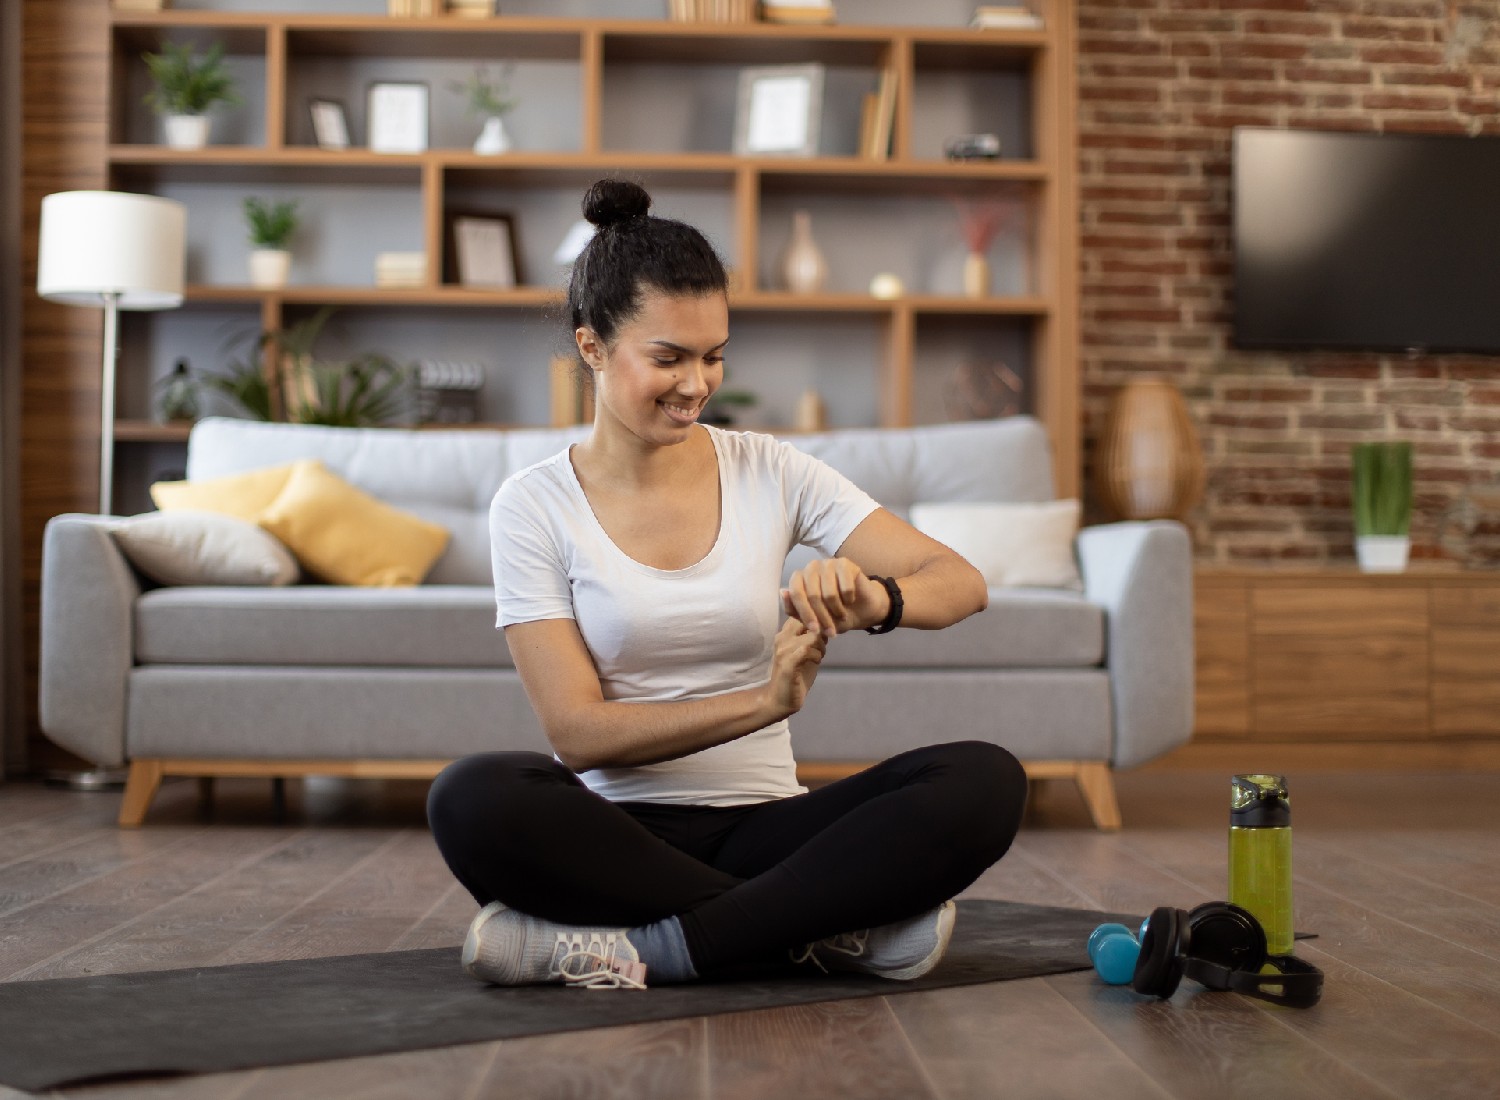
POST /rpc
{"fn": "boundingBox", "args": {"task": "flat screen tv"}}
[1232,127,1500,354]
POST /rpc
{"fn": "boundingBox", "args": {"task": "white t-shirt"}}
[489,425,879,806]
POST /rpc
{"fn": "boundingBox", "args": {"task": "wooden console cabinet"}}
[1188,568,1500,769]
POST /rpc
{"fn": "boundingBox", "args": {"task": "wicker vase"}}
[1095,378,1205,521]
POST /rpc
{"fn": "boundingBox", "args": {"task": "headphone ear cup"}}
[1131,907,1189,998]
[1184,902,1267,988]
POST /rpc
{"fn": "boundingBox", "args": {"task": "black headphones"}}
[1104,902,1324,1008]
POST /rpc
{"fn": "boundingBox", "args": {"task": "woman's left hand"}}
[781,557,892,639]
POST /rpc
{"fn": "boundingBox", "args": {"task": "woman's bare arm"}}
[781,507,988,637]
[505,615,826,773]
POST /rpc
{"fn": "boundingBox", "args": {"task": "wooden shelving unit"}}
[105,3,1080,493]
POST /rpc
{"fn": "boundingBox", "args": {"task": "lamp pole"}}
[99,290,120,515]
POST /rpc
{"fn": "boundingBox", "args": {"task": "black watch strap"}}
[865,575,903,634]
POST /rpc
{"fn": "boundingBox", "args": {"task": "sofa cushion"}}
[151,462,298,522]
[258,460,450,587]
[820,589,1103,669]
[112,511,300,587]
[909,499,1083,591]
[135,586,508,668]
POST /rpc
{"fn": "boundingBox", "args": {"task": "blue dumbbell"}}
[1087,922,1140,986]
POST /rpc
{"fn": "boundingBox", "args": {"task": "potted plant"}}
[211,308,414,427]
[1351,441,1413,572]
[243,197,299,288]
[450,63,518,155]
[142,40,240,150]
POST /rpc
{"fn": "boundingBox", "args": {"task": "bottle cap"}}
[1231,773,1290,828]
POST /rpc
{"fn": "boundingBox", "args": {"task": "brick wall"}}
[1076,0,1500,565]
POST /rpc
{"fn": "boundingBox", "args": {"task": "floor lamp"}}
[35,192,185,790]
[36,191,186,515]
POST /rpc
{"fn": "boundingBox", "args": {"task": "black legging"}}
[427,740,1027,976]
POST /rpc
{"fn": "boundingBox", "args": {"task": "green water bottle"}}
[1229,773,1294,957]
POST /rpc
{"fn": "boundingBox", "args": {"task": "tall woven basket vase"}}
[1095,378,1205,522]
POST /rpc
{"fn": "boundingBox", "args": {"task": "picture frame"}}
[367,81,429,154]
[446,212,519,288]
[733,64,824,157]
[309,98,351,150]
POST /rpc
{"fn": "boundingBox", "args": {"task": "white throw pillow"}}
[909,500,1083,590]
[112,511,300,587]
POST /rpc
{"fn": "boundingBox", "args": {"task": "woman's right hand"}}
[763,617,828,721]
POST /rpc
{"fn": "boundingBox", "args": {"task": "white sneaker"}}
[796,901,957,981]
[462,901,648,990]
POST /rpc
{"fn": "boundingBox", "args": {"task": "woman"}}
[427,179,1027,990]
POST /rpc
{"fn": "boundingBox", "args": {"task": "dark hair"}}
[567,178,728,351]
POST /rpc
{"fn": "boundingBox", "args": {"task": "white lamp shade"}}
[36,191,186,310]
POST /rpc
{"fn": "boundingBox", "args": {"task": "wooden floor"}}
[2,768,1499,1100]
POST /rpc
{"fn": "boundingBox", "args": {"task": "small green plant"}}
[1352,442,1413,536]
[206,309,414,427]
[243,197,299,249]
[142,40,240,116]
[449,63,518,118]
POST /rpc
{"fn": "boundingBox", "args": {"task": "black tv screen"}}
[1232,127,1500,354]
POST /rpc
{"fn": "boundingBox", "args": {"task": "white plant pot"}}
[248,249,292,289]
[474,116,512,155]
[1355,534,1410,573]
[163,114,210,150]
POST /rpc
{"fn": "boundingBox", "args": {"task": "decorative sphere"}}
[869,272,904,299]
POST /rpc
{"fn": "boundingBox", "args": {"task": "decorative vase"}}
[474,115,512,155]
[1095,378,1205,521]
[248,248,291,288]
[962,251,990,297]
[779,210,828,295]
[1355,535,1411,573]
[163,114,210,150]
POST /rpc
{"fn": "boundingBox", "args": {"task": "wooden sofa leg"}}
[118,761,165,828]
[1075,762,1123,831]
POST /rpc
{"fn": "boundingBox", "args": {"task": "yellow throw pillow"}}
[150,463,298,522]
[257,460,449,587]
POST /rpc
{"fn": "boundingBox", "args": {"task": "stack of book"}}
[759,0,836,24]
[111,0,168,10]
[668,0,757,21]
[970,4,1044,29]
[374,252,427,288]
[447,0,494,15]
[387,0,439,15]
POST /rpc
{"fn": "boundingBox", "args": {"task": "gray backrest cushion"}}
[184,416,1054,586]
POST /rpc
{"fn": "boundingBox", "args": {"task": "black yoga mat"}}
[0,899,1137,1092]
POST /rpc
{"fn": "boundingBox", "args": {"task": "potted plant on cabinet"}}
[1352,441,1413,572]
[243,197,299,288]
[450,64,518,155]
[143,40,240,150]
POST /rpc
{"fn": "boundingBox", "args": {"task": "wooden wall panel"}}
[20,0,109,766]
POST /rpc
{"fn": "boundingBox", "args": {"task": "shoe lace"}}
[790,929,870,973]
[549,932,647,991]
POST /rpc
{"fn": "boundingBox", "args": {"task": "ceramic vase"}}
[248,248,291,289]
[474,116,512,155]
[164,114,210,150]
[779,210,828,294]
[962,251,991,297]
[1095,378,1205,521]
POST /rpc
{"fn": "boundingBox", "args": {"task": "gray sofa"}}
[40,415,1193,829]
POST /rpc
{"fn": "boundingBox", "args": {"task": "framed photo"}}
[367,82,429,154]
[733,64,824,157]
[309,98,350,150]
[447,212,518,288]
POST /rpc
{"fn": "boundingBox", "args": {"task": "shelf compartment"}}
[112,23,269,148]
[910,314,1037,427]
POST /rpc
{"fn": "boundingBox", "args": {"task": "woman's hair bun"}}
[582,178,652,229]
